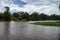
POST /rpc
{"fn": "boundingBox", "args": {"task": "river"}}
[0,21,60,40]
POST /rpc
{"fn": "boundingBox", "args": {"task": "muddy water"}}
[0,21,60,40]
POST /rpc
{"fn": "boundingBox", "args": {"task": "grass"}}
[31,21,60,26]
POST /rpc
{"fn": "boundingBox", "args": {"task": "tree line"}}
[0,6,60,21]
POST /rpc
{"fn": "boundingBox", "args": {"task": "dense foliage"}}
[0,6,60,21]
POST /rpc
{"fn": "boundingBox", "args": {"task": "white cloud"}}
[11,4,59,15]
[0,0,14,12]
[21,0,58,5]
[0,0,59,15]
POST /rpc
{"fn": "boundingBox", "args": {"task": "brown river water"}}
[0,21,60,40]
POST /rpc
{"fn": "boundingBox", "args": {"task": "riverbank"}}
[31,21,60,26]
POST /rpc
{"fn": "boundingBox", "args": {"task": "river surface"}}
[0,21,60,40]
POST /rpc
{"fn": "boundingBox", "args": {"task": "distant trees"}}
[12,12,20,21]
[50,14,57,20]
[30,12,39,21]
[23,12,30,21]
[39,13,49,20]
[0,6,60,21]
[18,12,30,21]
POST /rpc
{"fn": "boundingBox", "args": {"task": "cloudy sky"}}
[0,0,60,15]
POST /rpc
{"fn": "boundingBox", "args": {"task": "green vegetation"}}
[0,6,60,21]
[31,21,60,26]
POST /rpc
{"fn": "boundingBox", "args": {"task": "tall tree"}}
[3,6,11,21]
[5,6,9,12]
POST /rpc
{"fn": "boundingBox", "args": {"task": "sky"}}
[0,0,60,15]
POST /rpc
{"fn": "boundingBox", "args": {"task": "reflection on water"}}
[0,21,60,40]
[4,22,10,40]
[0,22,10,40]
[58,28,60,40]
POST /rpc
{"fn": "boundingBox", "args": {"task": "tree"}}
[12,12,20,21]
[23,12,30,21]
[3,6,11,21]
[5,6,9,12]
[50,14,57,20]
[30,12,39,21]
[56,15,60,20]
[18,12,25,19]
[18,12,30,21]
[39,13,49,20]
[0,13,3,21]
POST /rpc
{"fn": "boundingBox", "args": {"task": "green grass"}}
[31,21,60,26]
